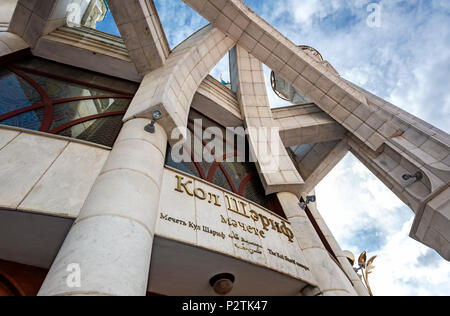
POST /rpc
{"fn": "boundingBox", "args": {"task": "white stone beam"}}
[33,26,141,82]
[124,25,236,140]
[348,134,450,261]
[230,45,304,197]
[107,0,170,75]
[193,75,243,127]
[411,185,449,261]
[182,0,403,152]
[349,80,450,183]
[277,192,358,296]
[347,79,450,147]
[8,0,72,47]
[273,105,347,147]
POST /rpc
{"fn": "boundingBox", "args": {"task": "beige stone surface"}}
[348,128,449,261]
[226,196,267,266]
[108,0,170,75]
[0,128,20,150]
[306,193,369,296]
[194,178,235,256]
[34,27,141,82]
[38,215,153,296]
[39,119,168,296]
[8,0,68,47]
[19,142,109,218]
[251,202,311,280]
[275,105,347,147]
[155,168,316,285]
[102,134,165,186]
[193,75,243,127]
[349,134,443,211]
[277,192,358,295]
[42,25,132,61]
[0,31,28,57]
[411,186,450,260]
[0,133,68,210]
[124,25,236,140]
[0,0,17,30]
[293,140,349,195]
[77,169,162,233]
[79,120,168,235]
[230,45,304,197]
[156,168,197,244]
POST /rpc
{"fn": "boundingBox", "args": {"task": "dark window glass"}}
[26,72,114,100]
[0,70,42,113]
[58,116,124,147]
[0,57,138,147]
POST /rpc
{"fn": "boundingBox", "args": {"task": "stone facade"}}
[0,0,448,296]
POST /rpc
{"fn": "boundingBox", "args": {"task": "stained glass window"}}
[0,57,138,147]
[166,109,278,211]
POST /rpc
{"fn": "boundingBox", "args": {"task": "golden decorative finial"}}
[344,250,377,296]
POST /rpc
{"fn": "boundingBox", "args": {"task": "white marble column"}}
[277,192,358,296]
[38,118,167,296]
[304,194,369,296]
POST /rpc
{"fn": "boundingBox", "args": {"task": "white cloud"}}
[289,0,342,26]
[316,154,450,296]
[316,154,408,244]
[154,0,208,49]
[210,54,230,83]
[371,219,450,296]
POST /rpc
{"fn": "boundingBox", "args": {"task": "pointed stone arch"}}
[123,24,236,140]
[107,0,170,75]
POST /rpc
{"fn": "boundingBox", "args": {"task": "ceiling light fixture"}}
[209,273,235,296]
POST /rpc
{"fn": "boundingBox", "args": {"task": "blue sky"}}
[97,0,450,296]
